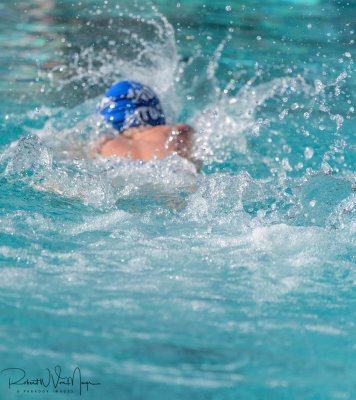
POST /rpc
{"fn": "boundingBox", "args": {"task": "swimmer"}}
[94,80,195,162]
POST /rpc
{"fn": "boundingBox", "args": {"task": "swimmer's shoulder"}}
[92,123,196,161]
[97,134,135,158]
[137,124,195,159]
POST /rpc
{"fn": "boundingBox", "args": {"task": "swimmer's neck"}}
[120,125,155,140]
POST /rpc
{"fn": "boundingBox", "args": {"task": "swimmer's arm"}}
[172,124,194,155]
[174,124,195,139]
[172,124,203,170]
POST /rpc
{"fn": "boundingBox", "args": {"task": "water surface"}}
[0,0,355,399]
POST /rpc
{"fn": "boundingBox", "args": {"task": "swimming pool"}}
[0,0,355,399]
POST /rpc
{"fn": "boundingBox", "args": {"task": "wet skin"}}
[97,123,194,162]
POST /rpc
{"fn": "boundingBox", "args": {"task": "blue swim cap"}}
[98,80,165,132]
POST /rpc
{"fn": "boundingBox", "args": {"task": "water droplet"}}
[291,103,299,110]
[336,71,347,82]
[283,145,292,154]
[314,79,324,94]
[225,5,231,11]
[304,147,314,160]
[279,109,288,120]
[256,36,262,41]
[295,162,303,171]
[282,158,292,172]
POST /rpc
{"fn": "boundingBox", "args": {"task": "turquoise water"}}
[0,0,355,399]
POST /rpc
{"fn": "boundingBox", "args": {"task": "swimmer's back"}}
[98,123,194,162]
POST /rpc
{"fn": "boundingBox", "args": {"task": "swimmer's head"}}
[98,80,165,132]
